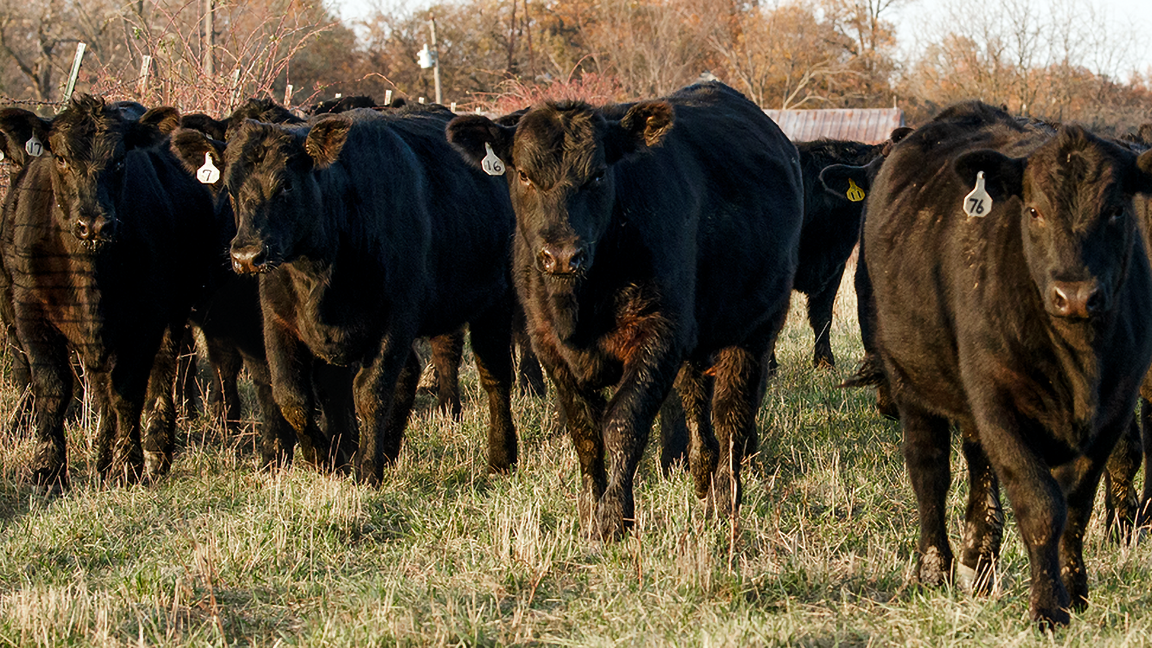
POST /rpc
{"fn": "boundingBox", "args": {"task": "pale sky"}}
[332,0,1152,80]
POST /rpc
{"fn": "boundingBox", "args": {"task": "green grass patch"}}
[2,264,1152,646]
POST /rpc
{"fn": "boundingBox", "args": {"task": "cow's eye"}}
[55,157,68,171]
[1028,207,1042,221]
[1108,206,1125,224]
[518,170,531,186]
[586,170,606,188]
[113,160,125,173]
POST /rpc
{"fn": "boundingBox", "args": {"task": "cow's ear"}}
[180,113,228,142]
[953,149,1025,200]
[127,106,181,149]
[606,101,674,164]
[170,127,226,185]
[889,127,914,144]
[1133,148,1152,194]
[0,108,52,166]
[820,159,880,202]
[1137,123,1152,147]
[446,114,516,170]
[304,116,352,169]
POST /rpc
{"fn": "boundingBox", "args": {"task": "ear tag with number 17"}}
[197,152,220,184]
[25,134,43,157]
[963,171,991,218]
[481,142,505,176]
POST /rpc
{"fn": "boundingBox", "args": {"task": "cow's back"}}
[612,83,803,352]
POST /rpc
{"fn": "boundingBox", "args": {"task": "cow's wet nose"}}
[539,245,588,275]
[74,216,113,243]
[231,245,268,274]
[1050,281,1103,318]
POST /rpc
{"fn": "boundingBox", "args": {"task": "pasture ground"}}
[2,264,1152,647]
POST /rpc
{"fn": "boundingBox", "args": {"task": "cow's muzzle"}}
[537,243,591,277]
[231,243,275,274]
[1048,280,1105,319]
[73,215,115,246]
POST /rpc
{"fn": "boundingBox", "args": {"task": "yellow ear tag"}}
[846,178,865,202]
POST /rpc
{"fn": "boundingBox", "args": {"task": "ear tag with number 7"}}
[25,134,43,157]
[197,152,220,184]
[963,171,991,218]
[481,142,505,176]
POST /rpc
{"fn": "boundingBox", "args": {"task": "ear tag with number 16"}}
[0,149,5,162]
[481,142,505,176]
[25,134,43,157]
[963,171,992,218]
[197,152,220,184]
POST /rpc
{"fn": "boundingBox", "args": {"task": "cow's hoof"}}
[916,547,952,587]
[31,467,69,496]
[1033,605,1070,630]
[956,560,999,595]
[595,494,630,542]
[144,451,170,482]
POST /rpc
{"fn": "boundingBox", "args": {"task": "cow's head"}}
[31,95,179,248]
[955,125,1152,320]
[447,100,674,282]
[223,116,346,274]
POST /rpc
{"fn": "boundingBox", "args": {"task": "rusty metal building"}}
[764,108,905,144]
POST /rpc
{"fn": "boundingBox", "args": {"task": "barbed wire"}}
[0,96,65,108]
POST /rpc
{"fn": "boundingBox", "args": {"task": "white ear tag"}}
[846,178,865,202]
[197,152,220,184]
[0,149,5,162]
[963,171,992,218]
[481,142,505,176]
[25,134,43,157]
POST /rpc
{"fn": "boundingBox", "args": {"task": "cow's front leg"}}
[354,327,418,486]
[21,323,73,494]
[469,301,517,473]
[264,317,327,468]
[142,324,182,481]
[106,350,156,485]
[597,338,681,541]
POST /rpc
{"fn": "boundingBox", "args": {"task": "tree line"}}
[0,0,1149,133]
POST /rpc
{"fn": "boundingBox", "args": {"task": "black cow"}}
[863,101,1152,626]
[826,126,1152,547]
[0,107,157,435]
[180,98,305,143]
[786,139,886,370]
[0,95,218,490]
[447,81,804,540]
[818,130,912,416]
[306,95,378,115]
[167,127,305,466]
[223,105,519,482]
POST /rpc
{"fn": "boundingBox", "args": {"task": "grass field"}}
[2,265,1152,647]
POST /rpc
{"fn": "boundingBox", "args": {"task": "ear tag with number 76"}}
[481,142,505,176]
[963,171,991,218]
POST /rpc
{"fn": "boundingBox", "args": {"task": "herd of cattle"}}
[2,81,1152,627]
